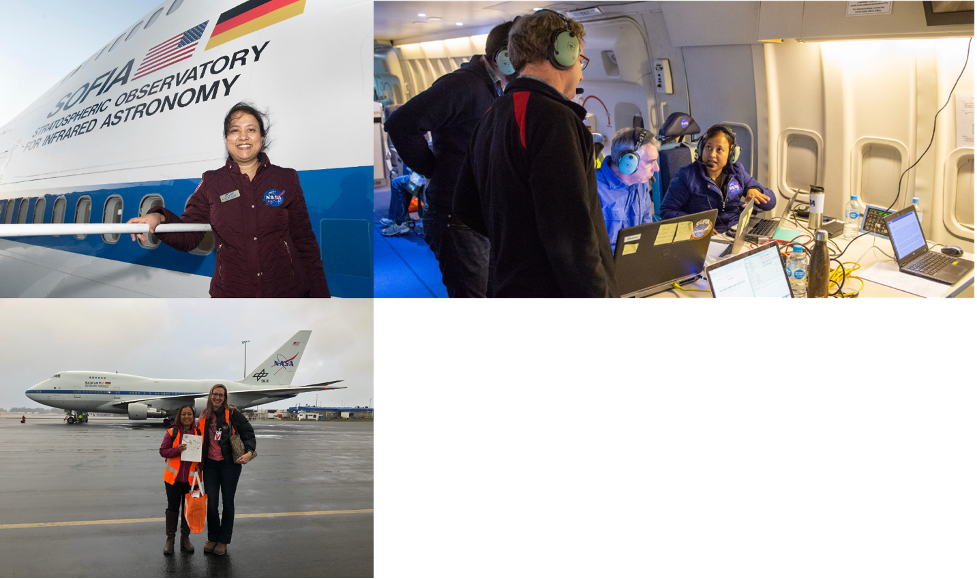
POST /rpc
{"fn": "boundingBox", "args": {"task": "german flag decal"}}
[205,0,306,51]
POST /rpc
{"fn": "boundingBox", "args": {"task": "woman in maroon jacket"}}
[128,103,330,297]
[159,405,203,554]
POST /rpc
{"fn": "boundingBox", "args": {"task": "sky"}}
[0,299,373,412]
[0,0,163,127]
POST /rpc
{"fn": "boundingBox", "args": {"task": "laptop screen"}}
[707,242,792,298]
[887,210,926,260]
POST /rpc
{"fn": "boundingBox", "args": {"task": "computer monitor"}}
[704,241,793,298]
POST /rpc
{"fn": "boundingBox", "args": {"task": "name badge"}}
[220,190,240,203]
[215,429,221,441]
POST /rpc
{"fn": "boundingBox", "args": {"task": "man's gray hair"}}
[610,127,660,166]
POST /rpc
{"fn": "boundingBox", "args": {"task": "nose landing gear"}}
[63,410,88,424]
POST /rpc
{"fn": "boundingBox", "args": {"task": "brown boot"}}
[179,512,194,553]
[163,510,178,554]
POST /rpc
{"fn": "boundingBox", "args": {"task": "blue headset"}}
[615,129,655,175]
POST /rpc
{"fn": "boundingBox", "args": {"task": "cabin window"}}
[102,195,124,244]
[94,45,108,61]
[3,200,14,224]
[953,157,974,230]
[137,194,163,249]
[0,200,6,223]
[184,195,214,256]
[145,8,163,29]
[32,198,46,224]
[166,0,185,16]
[16,198,30,224]
[601,51,620,78]
[74,197,92,240]
[52,197,67,237]
[108,34,124,53]
[125,21,144,42]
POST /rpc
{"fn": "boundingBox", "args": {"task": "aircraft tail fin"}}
[243,331,312,386]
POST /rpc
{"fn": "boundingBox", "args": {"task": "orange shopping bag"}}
[184,471,207,534]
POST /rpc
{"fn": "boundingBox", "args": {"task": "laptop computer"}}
[712,197,755,258]
[704,241,794,298]
[613,208,719,298]
[883,206,974,285]
[746,191,799,243]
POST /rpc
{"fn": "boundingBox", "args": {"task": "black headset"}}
[696,125,741,168]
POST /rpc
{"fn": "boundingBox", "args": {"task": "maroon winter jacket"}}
[151,153,330,297]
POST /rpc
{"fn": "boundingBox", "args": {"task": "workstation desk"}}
[653,221,975,298]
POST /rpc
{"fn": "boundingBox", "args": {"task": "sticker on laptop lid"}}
[673,221,693,242]
[623,233,641,243]
[691,219,712,239]
[622,243,639,255]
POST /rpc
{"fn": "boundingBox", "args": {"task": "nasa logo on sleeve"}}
[263,189,285,206]
[727,178,741,196]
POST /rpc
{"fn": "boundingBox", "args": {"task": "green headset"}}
[493,46,515,76]
[534,9,580,71]
[696,124,741,167]
[615,128,655,175]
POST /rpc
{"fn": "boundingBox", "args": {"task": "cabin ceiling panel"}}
[375,1,554,42]
[661,1,761,47]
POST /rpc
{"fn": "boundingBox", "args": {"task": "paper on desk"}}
[706,241,729,261]
[859,262,947,298]
[655,223,676,245]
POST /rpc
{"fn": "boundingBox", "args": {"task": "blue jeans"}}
[423,209,490,298]
[203,457,242,544]
[387,174,414,224]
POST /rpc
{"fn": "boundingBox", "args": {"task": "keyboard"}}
[906,252,953,275]
[748,219,776,236]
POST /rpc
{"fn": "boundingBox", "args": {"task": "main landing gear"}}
[64,410,88,424]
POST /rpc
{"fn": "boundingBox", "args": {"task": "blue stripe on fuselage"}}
[5,165,374,297]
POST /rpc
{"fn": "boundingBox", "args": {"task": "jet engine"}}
[127,403,148,420]
[194,397,209,416]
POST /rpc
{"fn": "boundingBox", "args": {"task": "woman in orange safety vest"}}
[159,404,203,555]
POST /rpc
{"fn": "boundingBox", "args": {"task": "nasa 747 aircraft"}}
[25,330,344,425]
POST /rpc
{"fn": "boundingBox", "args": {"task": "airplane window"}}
[16,198,30,224]
[94,45,108,61]
[4,200,15,224]
[166,0,185,16]
[108,34,124,53]
[74,197,92,240]
[0,200,6,222]
[137,194,163,249]
[145,8,163,29]
[33,198,46,224]
[102,195,124,244]
[125,21,145,42]
[184,193,214,256]
[52,197,66,238]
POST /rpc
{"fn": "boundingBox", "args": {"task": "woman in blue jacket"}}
[660,124,775,233]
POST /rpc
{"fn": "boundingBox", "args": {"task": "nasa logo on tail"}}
[273,352,298,374]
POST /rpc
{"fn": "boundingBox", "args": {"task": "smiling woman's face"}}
[224,112,262,165]
[179,407,194,426]
[210,388,226,410]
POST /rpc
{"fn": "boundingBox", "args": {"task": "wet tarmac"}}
[0,418,373,577]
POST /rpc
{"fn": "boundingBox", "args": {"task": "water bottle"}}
[844,195,860,239]
[808,230,830,298]
[912,197,923,227]
[785,244,808,298]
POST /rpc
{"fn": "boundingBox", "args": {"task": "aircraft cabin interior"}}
[373,1,975,298]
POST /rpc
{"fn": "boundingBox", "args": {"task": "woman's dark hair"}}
[173,404,196,430]
[223,102,271,153]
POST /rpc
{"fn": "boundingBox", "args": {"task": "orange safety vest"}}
[194,408,235,462]
[163,422,203,485]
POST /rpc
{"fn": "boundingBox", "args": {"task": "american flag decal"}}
[132,21,209,81]
[292,342,301,346]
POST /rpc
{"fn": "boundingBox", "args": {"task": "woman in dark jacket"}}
[159,404,203,554]
[127,102,330,297]
[198,384,256,556]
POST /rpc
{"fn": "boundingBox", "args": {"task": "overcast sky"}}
[0,299,373,412]
[0,0,163,127]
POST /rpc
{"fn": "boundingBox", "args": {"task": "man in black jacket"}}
[453,10,618,297]
[383,20,516,298]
